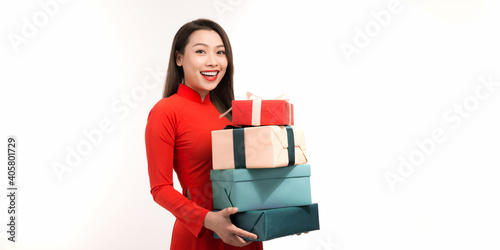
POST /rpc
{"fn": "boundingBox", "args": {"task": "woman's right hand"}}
[204,207,258,247]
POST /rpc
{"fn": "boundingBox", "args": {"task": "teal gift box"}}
[211,164,312,212]
[214,203,320,241]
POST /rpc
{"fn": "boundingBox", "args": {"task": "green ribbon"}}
[229,126,295,169]
[285,125,295,166]
[232,128,246,169]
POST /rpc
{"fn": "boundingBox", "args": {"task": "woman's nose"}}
[206,52,218,67]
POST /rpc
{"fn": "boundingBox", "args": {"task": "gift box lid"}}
[210,164,310,182]
[232,99,294,126]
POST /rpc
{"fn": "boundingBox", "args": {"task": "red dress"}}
[145,84,264,250]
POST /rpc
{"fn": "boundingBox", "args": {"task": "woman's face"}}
[176,29,228,100]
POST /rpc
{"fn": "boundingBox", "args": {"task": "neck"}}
[197,90,208,102]
[200,92,208,102]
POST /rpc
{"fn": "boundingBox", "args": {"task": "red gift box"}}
[232,99,294,126]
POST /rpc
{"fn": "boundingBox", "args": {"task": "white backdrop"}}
[1,0,500,249]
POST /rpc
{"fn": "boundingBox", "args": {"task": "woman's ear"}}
[175,50,183,67]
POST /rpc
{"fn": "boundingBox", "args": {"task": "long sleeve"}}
[145,86,263,250]
[145,99,209,237]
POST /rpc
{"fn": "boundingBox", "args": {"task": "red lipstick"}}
[200,70,219,81]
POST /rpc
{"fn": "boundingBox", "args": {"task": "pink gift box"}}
[211,125,307,170]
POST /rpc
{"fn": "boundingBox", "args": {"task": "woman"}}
[145,19,264,250]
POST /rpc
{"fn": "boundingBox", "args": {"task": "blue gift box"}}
[211,164,312,212]
[214,203,320,241]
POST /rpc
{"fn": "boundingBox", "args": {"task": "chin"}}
[201,80,222,90]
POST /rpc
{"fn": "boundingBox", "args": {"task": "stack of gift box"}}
[210,97,320,241]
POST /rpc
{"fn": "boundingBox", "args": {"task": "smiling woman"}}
[145,19,264,250]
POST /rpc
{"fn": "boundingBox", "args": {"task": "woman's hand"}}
[204,207,258,247]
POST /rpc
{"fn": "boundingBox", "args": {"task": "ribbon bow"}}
[245,92,290,101]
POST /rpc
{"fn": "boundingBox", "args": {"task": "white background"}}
[1,0,500,249]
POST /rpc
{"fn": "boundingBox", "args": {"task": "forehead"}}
[187,29,224,46]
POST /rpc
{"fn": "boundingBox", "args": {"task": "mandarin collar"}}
[177,84,211,104]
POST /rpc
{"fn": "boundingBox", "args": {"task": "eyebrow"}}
[192,43,225,48]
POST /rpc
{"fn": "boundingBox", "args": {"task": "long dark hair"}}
[163,19,234,120]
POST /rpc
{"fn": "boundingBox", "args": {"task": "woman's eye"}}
[195,50,205,54]
[217,50,226,55]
